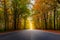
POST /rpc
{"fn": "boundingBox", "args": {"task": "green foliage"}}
[0,0,60,32]
[58,11,60,15]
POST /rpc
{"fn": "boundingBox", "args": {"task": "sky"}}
[28,0,35,10]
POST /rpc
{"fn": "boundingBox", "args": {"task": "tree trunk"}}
[24,17,27,29]
[4,0,9,31]
[37,17,40,29]
[13,2,17,30]
[16,15,20,30]
[43,13,47,29]
[13,9,17,30]
[54,7,56,30]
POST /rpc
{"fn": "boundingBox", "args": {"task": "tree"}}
[3,0,9,31]
[12,0,30,29]
[33,0,59,30]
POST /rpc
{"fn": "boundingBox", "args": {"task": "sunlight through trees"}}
[27,17,34,30]
[0,0,60,32]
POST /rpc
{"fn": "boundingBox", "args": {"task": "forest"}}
[0,0,60,32]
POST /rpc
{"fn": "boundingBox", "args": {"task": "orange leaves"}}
[33,0,55,13]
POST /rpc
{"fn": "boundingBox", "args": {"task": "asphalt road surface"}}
[0,30,60,40]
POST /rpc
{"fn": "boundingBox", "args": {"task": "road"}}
[0,30,60,40]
